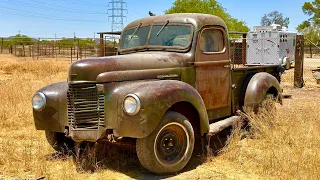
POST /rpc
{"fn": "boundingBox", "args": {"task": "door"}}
[195,27,231,120]
[247,32,263,65]
[263,32,279,64]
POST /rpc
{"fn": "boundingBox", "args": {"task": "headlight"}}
[123,94,141,115]
[32,92,46,111]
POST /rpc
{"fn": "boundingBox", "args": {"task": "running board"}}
[207,116,240,136]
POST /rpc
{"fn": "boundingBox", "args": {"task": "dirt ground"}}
[0,54,319,179]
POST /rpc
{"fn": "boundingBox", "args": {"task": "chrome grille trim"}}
[67,83,105,130]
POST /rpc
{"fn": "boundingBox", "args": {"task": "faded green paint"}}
[180,67,196,87]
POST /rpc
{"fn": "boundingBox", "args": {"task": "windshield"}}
[119,25,192,51]
[120,26,150,49]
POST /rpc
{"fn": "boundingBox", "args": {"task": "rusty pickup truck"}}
[32,13,283,174]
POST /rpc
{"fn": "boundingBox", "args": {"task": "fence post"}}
[77,39,80,60]
[99,34,104,57]
[37,38,40,59]
[23,45,25,57]
[52,43,54,58]
[29,46,32,57]
[71,47,73,63]
[309,43,312,58]
[242,34,247,65]
[294,35,304,88]
[14,41,16,56]
[1,38,3,53]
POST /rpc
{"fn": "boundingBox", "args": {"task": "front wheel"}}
[45,131,75,153]
[136,111,194,174]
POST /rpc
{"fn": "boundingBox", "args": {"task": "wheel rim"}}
[154,122,190,166]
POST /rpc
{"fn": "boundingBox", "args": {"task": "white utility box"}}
[246,24,297,67]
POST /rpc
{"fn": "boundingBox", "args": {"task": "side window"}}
[200,28,225,53]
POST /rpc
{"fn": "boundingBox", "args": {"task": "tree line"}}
[1,35,101,48]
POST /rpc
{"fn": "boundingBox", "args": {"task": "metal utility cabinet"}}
[246,25,297,66]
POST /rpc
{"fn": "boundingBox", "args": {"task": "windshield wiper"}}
[126,23,142,44]
[156,20,169,36]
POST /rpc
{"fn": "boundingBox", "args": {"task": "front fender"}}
[104,80,209,138]
[33,82,68,132]
[244,72,282,109]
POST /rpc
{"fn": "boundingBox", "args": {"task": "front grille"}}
[67,83,105,130]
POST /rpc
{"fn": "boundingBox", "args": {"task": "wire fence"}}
[0,36,119,62]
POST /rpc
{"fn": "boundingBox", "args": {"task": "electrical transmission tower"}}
[108,0,127,32]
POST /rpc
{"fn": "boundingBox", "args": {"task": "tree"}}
[261,11,290,27]
[165,0,249,33]
[11,34,34,45]
[297,0,320,45]
[301,0,320,26]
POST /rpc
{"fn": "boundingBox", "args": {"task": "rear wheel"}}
[45,131,75,153]
[136,111,194,174]
[261,93,277,112]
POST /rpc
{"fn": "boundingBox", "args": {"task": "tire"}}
[136,111,195,174]
[45,131,75,153]
[285,58,291,70]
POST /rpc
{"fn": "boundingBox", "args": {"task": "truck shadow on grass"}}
[46,128,232,179]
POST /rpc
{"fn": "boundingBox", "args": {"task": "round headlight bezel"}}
[32,92,46,111]
[123,94,141,115]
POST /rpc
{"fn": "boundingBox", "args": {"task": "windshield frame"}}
[119,22,194,54]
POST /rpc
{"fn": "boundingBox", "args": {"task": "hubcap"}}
[154,122,189,166]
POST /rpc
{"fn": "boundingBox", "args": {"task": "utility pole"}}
[108,0,127,32]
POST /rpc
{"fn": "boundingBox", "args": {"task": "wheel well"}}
[266,86,279,98]
[168,102,200,135]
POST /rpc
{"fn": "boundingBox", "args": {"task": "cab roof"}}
[124,13,227,32]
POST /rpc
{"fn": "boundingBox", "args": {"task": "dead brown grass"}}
[0,54,319,179]
[220,96,320,179]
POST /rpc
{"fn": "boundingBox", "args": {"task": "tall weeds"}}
[221,98,320,179]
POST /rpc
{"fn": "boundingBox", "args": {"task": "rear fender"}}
[244,72,282,109]
[108,80,209,138]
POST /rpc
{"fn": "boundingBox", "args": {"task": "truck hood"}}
[68,52,192,82]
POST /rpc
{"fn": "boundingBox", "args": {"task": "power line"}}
[0,7,106,22]
[108,0,127,32]
[56,0,109,7]
[1,0,109,15]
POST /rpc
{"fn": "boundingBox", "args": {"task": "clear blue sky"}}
[0,0,309,38]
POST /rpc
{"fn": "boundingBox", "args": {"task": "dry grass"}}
[221,96,320,179]
[0,54,319,179]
